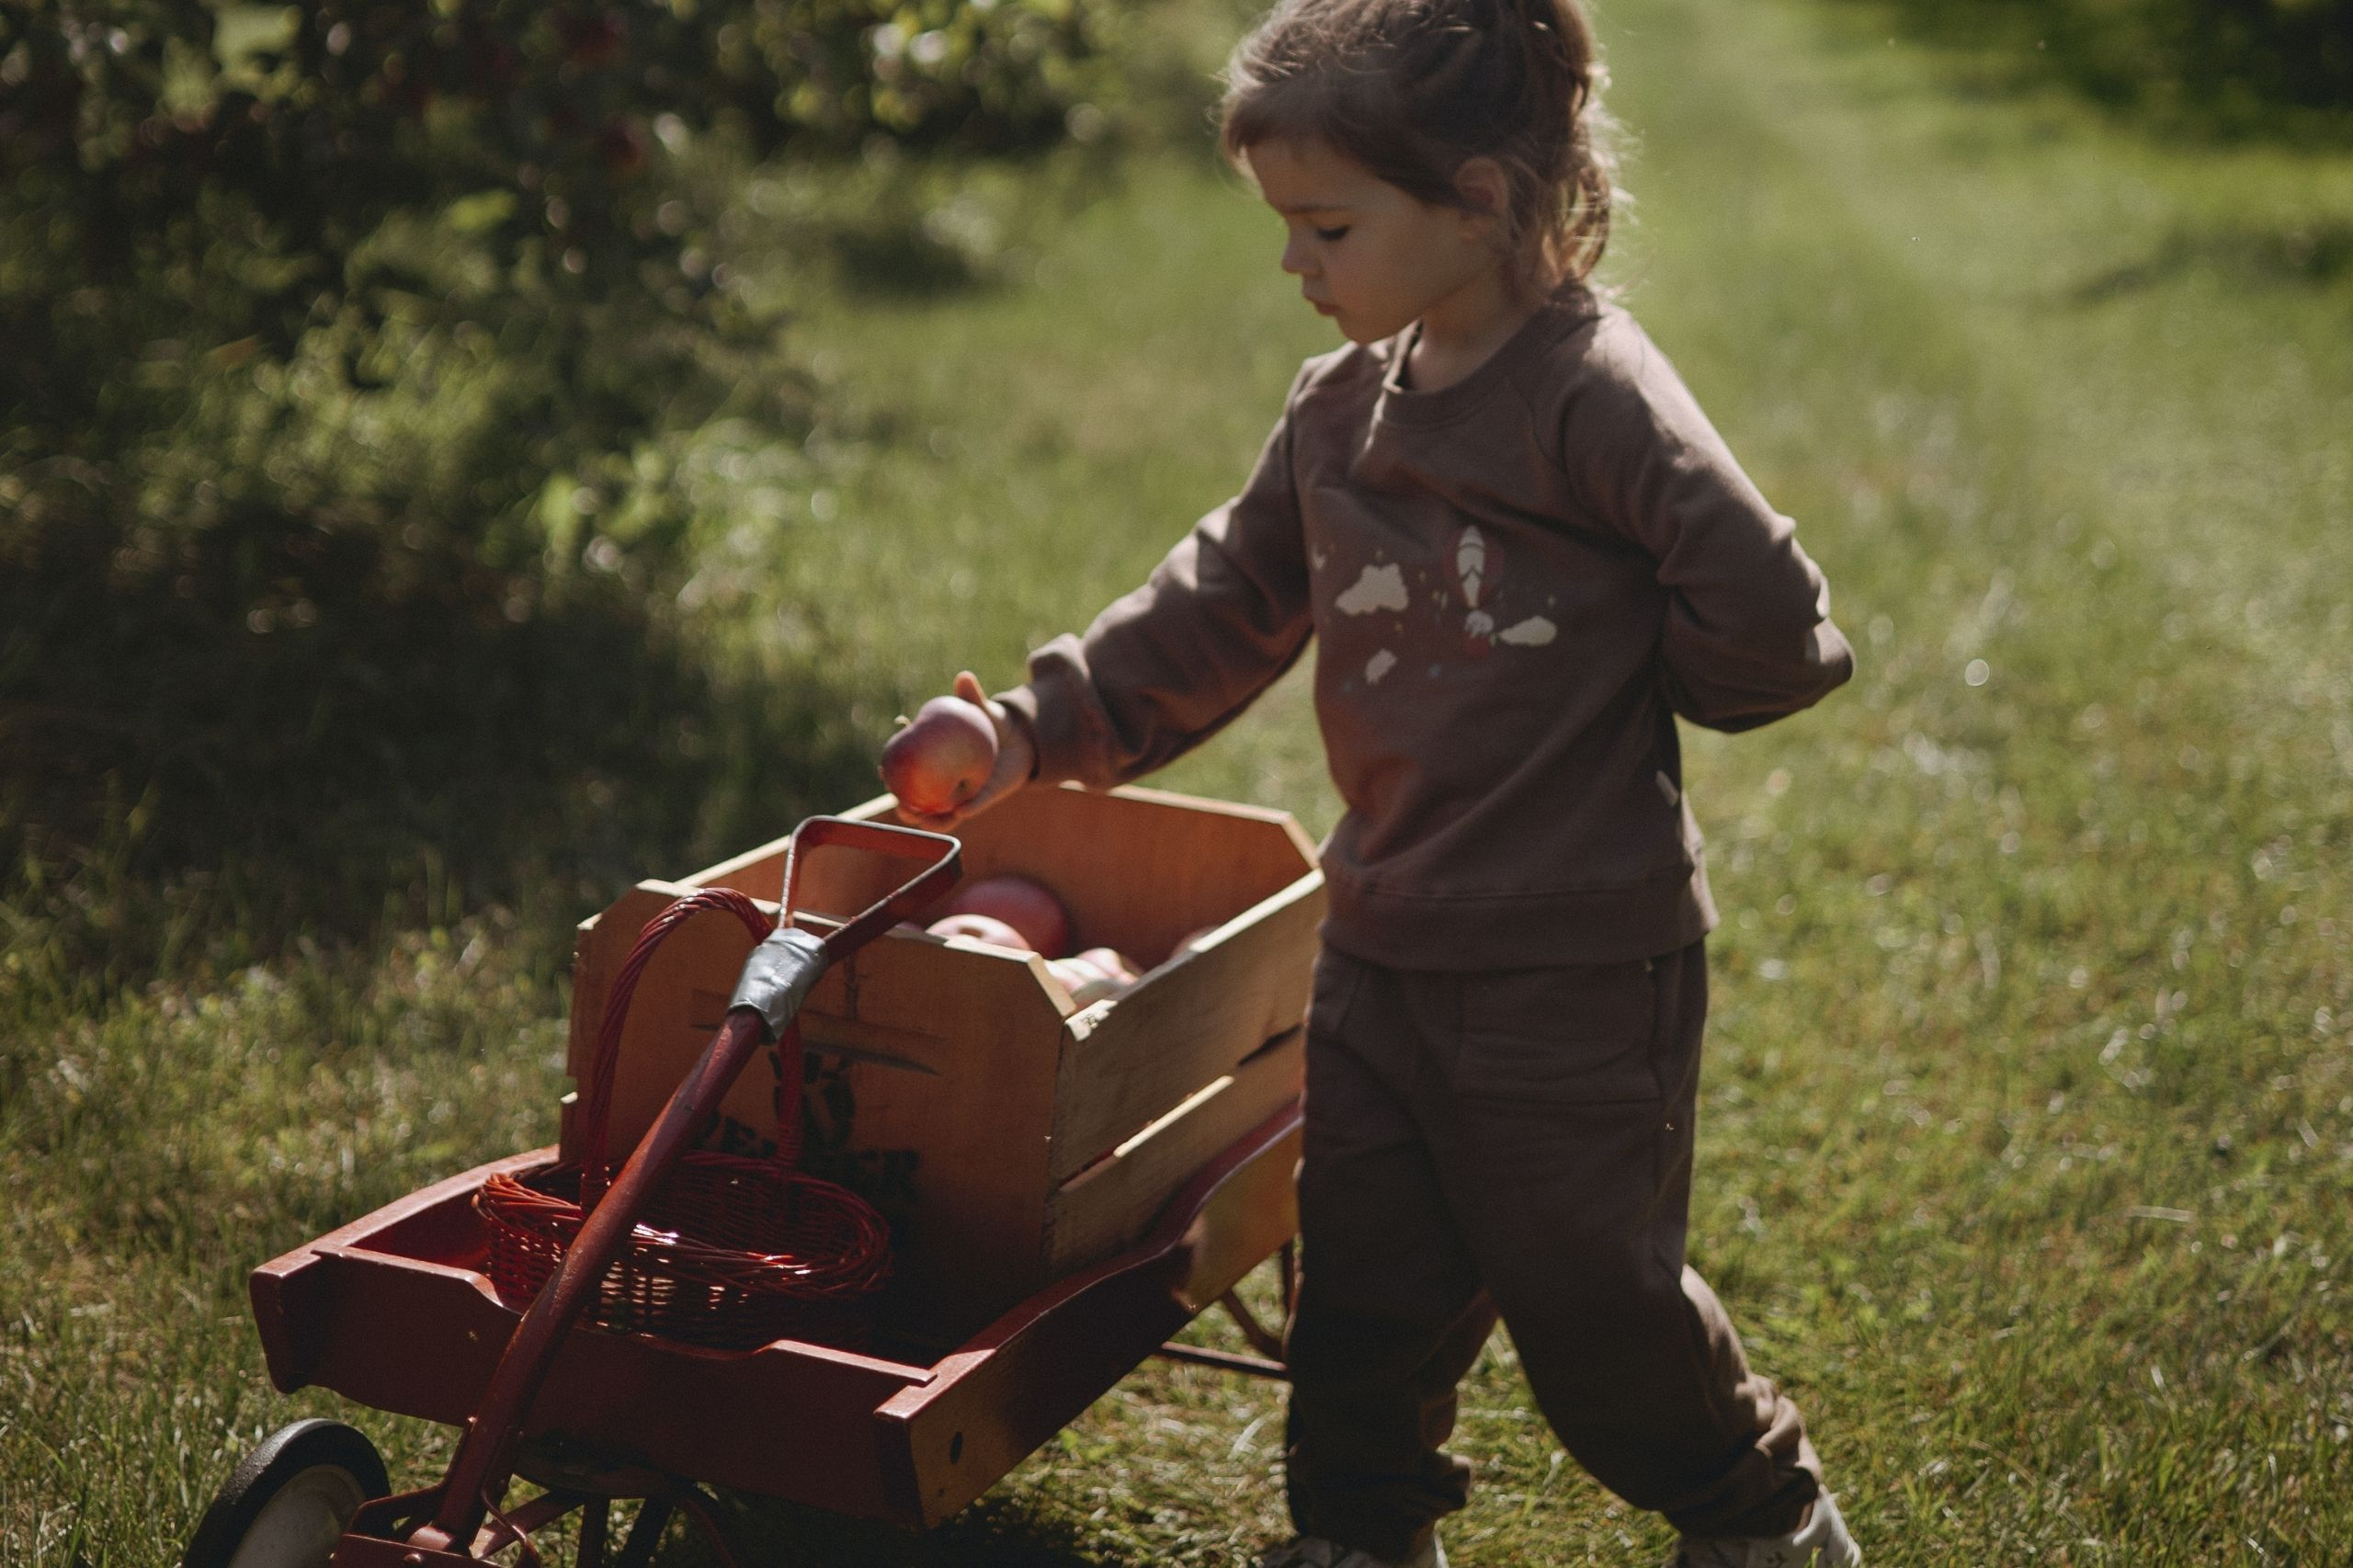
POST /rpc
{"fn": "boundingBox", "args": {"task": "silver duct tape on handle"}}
[728,926,830,1041]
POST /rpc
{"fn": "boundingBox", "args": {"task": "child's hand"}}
[893,671,1036,832]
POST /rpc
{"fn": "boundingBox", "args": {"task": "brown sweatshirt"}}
[1001,289,1854,970]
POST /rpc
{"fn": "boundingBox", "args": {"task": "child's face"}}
[1247,136,1506,346]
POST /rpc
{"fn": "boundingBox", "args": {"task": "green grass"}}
[5,0,2350,1561]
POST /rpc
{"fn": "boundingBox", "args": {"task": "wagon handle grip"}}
[788,815,966,963]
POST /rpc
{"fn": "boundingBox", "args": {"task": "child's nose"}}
[1280,233,1315,278]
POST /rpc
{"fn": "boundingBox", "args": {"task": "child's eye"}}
[1314,225,1350,242]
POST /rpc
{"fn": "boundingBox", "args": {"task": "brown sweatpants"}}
[1283,941,1821,1560]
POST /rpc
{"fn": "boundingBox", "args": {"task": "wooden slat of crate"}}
[1047,870,1322,1182]
[1040,1028,1303,1278]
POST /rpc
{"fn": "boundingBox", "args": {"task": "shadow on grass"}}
[2067,219,2353,302]
[0,504,883,994]
[709,1494,1109,1568]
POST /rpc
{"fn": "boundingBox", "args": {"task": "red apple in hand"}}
[882,695,999,816]
[938,874,1074,958]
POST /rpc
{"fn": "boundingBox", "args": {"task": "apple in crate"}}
[926,912,1032,950]
[881,696,998,816]
[937,874,1073,958]
[1047,947,1140,1006]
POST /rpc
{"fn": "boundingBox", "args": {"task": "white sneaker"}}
[1666,1492,1860,1567]
[1259,1532,1449,1568]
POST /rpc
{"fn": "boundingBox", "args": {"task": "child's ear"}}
[1452,157,1510,238]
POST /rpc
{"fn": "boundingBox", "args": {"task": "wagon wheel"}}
[182,1418,389,1568]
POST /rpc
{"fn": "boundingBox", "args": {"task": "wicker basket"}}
[478,888,892,1350]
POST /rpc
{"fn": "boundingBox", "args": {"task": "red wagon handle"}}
[571,816,961,1189]
[785,815,968,958]
[406,815,960,1560]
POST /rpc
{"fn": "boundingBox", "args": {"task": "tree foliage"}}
[0,0,1098,515]
[0,0,1103,956]
[1856,0,2353,131]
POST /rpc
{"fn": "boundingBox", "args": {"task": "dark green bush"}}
[1851,0,2353,131]
[0,0,1105,975]
[0,0,1103,530]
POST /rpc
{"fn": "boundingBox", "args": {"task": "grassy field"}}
[4,0,2349,1562]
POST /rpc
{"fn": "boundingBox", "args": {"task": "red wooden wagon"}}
[185,787,1320,1568]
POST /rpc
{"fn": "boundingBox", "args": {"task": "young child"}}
[902,0,1859,1562]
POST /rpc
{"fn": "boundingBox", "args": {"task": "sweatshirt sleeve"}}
[997,375,1315,788]
[1557,319,1855,733]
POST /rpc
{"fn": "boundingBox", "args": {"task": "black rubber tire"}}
[181,1418,390,1568]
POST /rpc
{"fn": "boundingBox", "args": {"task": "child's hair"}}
[1220,0,1618,290]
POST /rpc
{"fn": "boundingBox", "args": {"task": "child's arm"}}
[903,377,1316,826]
[1562,324,1854,732]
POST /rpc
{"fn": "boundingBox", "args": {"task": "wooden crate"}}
[563,783,1321,1344]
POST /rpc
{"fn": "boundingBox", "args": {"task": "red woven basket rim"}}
[473,883,907,1326]
[479,1153,891,1296]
